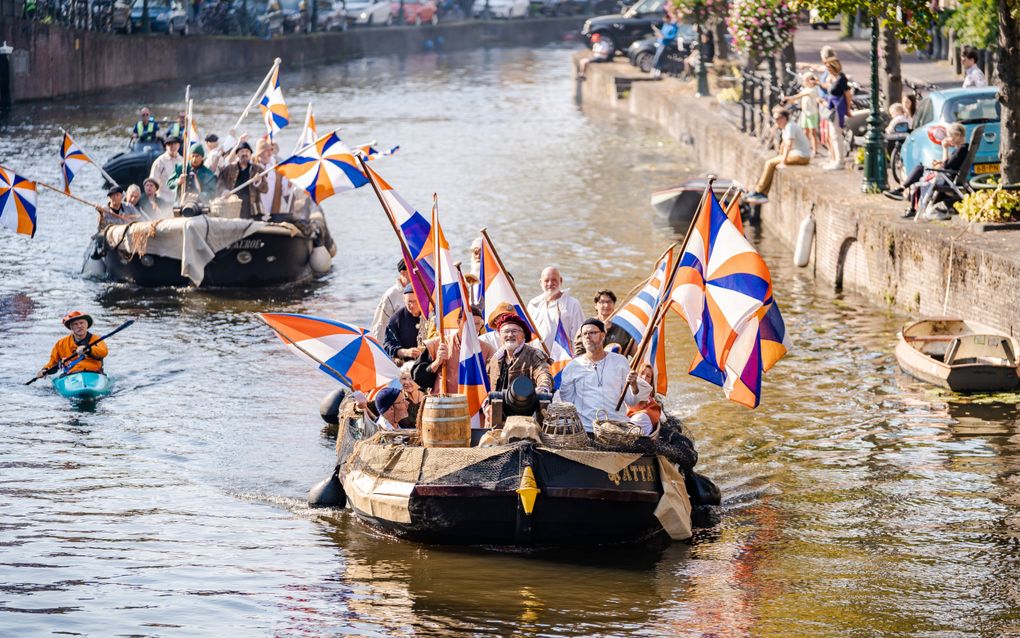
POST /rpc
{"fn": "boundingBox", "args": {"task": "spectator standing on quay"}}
[783,72,822,156]
[822,57,850,171]
[961,47,987,88]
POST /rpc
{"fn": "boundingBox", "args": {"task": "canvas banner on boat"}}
[654,457,693,541]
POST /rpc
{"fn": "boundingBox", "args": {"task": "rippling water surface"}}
[2,45,1020,637]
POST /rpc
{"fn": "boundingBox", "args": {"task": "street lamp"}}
[695,8,711,97]
[861,13,887,192]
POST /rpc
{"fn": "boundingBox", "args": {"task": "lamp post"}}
[695,1,710,97]
[861,13,887,192]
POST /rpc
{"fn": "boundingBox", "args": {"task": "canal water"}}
[2,45,1020,637]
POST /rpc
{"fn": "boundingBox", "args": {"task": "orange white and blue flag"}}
[641,318,669,396]
[419,199,464,336]
[58,132,95,195]
[457,308,491,428]
[477,232,536,336]
[364,165,435,317]
[259,313,400,393]
[259,65,290,140]
[356,143,399,161]
[0,166,38,238]
[670,190,775,408]
[612,247,675,348]
[275,130,368,203]
[546,311,574,391]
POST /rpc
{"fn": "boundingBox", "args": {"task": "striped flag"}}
[357,143,400,161]
[274,130,368,203]
[0,166,38,238]
[546,311,574,391]
[419,198,464,336]
[58,132,95,194]
[477,231,536,336]
[259,65,290,140]
[364,164,435,317]
[259,313,400,393]
[611,247,675,350]
[641,317,669,396]
[457,309,491,428]
[670,190,777,408]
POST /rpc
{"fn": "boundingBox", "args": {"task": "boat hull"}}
[650,177,739,226]
[84,230,314,288]
[340,441,684,548]
[52,372,112,399]
[895,318,1020,392]
[102,142,163,188]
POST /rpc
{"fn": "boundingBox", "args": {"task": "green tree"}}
[791,1,935,50]
[946,0,998,48]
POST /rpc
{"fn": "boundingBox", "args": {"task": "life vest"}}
[167,122,184,138]
[134,119,156,140]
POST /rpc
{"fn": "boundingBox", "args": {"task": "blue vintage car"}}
[130,0,191,34]
[898,87,1001,182]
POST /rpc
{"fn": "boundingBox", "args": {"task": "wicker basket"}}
[593,409,642,447]
[541,402,589,449]
[210,195,243,219]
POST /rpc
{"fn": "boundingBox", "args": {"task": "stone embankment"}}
[1,17,582,102]
[577,56,1020,336]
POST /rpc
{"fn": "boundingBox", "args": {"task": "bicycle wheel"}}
[889,145,905,185]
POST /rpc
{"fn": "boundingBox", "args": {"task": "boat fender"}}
[309,245,332,274]
[794,216,815,267]
[684,470,721,507]
[319,387,347,425]
[307,468,346,508]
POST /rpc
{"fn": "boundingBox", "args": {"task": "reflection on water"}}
[3,45,1020,636]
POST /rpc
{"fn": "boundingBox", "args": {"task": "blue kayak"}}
[52,372,113,399]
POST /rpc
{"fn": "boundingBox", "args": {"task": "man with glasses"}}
[486,313,552,394]
[575,289,635,356]
[557,318,640,432]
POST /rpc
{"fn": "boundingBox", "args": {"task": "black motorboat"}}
[101,140,164,187]
[651,177,747,226]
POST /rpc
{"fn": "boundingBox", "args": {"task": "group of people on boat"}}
[358,256,667,436]
[98,106,302,229]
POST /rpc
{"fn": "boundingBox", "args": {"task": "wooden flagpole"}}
[34,179,104,210]
[356,155,433,311]
[178,98,194,206]
[233,58,282,132]
[614,177,716,409]
[478,227,551,356]
[432,193,446,393]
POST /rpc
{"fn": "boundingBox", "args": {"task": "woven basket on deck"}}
[593,409,642,447]
[540,403,589,449]
[210,195,242,218]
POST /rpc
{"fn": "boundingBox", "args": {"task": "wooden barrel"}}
[421,394,471,448]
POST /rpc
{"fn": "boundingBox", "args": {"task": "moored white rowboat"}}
[895,318,1020,393]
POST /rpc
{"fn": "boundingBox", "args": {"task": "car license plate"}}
[974,163,1000,174]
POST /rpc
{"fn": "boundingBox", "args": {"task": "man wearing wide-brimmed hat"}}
[486,311,553,394]
[36,311,109,379]
[95,185,142,229]
[148,135,184,193]
[216,135,268,220]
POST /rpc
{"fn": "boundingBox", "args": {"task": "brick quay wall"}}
[1,16,583,103]
[577,57,1020,336]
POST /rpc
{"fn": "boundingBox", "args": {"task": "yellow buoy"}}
[516,466,540,515]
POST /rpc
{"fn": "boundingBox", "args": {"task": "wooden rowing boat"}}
[895,318,1020,392]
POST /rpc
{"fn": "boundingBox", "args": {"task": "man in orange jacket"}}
[37,311,109,378]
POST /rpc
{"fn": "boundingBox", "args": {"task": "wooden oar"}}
[26,319,135,385]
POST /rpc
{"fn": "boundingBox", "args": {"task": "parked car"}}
[347,0,393,24]
[111,0,134,32]
[392,0,438,25]
[625,24,696,72]
[471,0,529,18]
[316,0,349,29]
[130,0,190,33]
[898,87,1001,182]
[581,0,667,56]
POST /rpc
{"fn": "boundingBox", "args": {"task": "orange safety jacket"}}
[44,333,109,374]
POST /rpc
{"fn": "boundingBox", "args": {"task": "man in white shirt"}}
[745,107,812,204]
[148,136,184,194]
[527,267,585,346]
[961,47,987,88]
[256,138,291,217]
[370,260,411,343]
[555,318,640,432]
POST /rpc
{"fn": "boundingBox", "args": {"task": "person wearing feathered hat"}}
[36,311,109,379]
[485,311,553,394]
